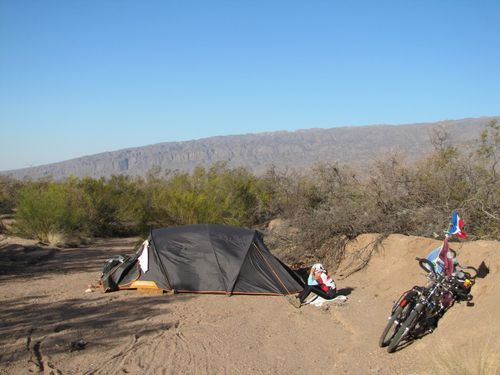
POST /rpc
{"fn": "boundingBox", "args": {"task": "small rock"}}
[85,288,93,293]
[70,339,87,352]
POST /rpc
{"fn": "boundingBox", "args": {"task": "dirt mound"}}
[340,234,500,373]
[0,234,498,374]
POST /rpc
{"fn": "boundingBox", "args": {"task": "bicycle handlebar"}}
[455,264,478,279]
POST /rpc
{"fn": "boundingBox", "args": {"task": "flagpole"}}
[444,219,452,240]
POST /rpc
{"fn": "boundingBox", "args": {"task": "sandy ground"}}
[0,233,498,375]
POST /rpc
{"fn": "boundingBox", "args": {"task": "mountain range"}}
[3,116,498,180]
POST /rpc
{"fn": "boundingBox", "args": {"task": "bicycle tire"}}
[387,308,419,353]
[379,304,408,347]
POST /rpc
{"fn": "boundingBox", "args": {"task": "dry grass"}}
[432,332,500,375]
[46,231,68,247]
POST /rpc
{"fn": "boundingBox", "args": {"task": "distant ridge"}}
[3,116,498,180]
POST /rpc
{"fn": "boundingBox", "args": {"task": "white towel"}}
[138,240,149,273]
[306,295,347,307]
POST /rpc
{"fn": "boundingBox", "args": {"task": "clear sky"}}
[1,1,499,171]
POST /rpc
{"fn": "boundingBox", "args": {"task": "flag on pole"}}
[438,236,454,276]
[448,211,467,239]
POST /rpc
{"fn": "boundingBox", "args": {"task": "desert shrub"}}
[13,176,147,241]
[254,167,300,220]
[365,154,417,234]
[404,121,499,239]
[293,164,367,242]
[262,123,499,266]
[0,176,23,215]
[464,120,500,238]
[140,168,176,228]
[8,165,263,240]
[77,176,146,236]
[14,181,88,243]
[155,163,260,226]
[258,164,371,267]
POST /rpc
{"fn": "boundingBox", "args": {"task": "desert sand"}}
[0,233,498,375]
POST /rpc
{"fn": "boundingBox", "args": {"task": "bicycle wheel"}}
[387,308,419,353]
[379,304,409,347]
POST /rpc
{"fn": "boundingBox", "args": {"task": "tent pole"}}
[252,243,300,308]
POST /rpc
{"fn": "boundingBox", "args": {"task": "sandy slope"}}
[0,234,498,375]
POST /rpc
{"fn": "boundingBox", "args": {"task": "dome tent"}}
[101,224,303,296]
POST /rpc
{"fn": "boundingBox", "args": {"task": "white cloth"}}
[306,295,347,307]
[138,240,149,273]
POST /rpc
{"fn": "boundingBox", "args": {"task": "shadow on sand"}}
[0,291,195,361]
[0,238,141,282]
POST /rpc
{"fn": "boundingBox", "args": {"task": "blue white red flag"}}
[448,211,467,239]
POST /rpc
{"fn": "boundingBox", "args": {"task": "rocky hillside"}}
[4,116,498,180]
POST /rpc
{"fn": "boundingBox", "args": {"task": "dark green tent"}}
[101,224,303,296]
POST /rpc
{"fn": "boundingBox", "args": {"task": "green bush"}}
[14,181,87,243]
[157,163,259,227]
[76,176,146,236]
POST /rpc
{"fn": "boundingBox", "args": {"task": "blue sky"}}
[1,1,499,171]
